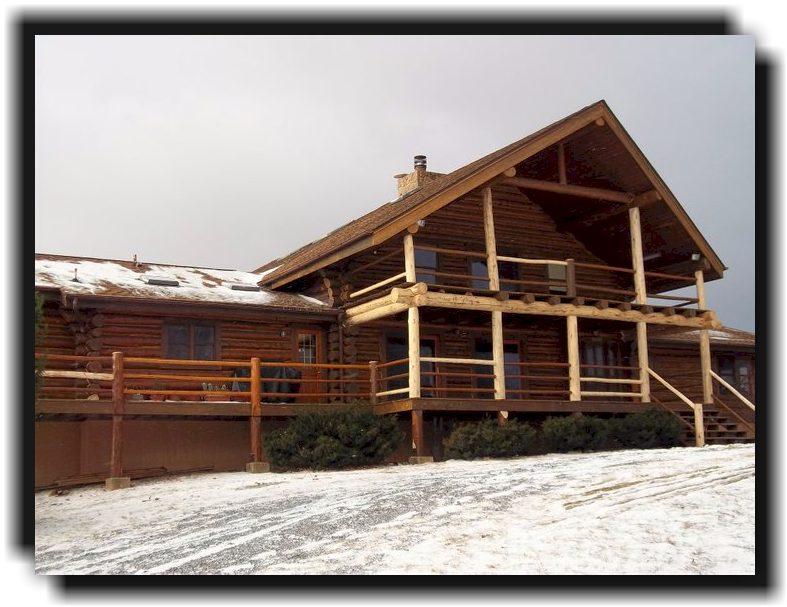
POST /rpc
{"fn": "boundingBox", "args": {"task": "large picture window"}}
[165,322,216,360]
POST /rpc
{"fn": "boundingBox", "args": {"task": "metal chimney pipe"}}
[414,155,427,171]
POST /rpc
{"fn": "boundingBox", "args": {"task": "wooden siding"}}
[323,183,633,301]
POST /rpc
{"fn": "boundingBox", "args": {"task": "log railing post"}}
[635,322,651,403]
[246,357,269,472]
[567,316,581,401]
[694,268,709,446]
[408,306,421,398]
[106,351,130,490]
[369,360,378,406]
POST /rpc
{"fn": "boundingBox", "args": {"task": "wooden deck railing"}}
[37,353,373,406]
[38,352,683,408]
[346,243,703,308]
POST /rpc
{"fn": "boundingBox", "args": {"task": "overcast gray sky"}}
[34,34,755,331]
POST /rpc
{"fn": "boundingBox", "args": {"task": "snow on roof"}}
[648,325,755,348]
[34,254,330,312]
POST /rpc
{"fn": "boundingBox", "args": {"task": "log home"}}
[35,100,755,489]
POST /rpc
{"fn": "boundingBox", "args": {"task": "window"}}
[580,338,629,395]
[415,249,438,284]
[717,355,753,396]
[297,332,318,364]
[384,335,439,398]
[165,323,216,360]
[473,338,522,399]
[470,259,519,291]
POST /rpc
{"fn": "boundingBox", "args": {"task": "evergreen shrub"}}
[443,418,537,460]
[540,412,609,452]
[609,408,686,449]
[263,405,403,470]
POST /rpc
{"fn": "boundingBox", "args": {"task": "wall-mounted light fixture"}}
[691,252,701,261]
[417,219,426,228]
[280,329,289,338]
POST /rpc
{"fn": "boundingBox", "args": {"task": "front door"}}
[295,330,323,403]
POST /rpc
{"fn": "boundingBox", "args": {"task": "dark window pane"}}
[298,334,317,364]
[194,325,214,344]
[499,260,519,292]
[420,341,436,390]
[415,249,437,284]
[385,336,409,396]
[168,325,189,344]
[193,345,214,361]
[471,261,489,290]
[167,344,189,360]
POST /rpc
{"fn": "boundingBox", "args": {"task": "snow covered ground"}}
[34,443,755,576]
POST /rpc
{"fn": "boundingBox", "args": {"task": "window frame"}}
[472,336,525,399]
[163,320,220,361]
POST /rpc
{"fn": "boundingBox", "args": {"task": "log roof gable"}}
[257,100,726,291]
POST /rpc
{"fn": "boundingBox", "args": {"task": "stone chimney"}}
[394,155,444,198]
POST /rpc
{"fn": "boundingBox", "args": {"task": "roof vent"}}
[228,282,261,292]
[143,275,179,287]
[414,155,427,171]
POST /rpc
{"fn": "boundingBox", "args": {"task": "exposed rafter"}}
[504,177,634,204]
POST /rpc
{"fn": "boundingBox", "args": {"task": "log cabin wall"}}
[315,184,632,299]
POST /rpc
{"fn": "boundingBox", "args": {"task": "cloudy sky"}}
[34,32,755,330]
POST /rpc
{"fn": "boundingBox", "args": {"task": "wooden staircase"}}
[653,397,755,446]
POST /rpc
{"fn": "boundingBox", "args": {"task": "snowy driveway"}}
[34,444,755,575]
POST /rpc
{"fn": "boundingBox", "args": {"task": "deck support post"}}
[635,322,651,403]
[694,268,709,447]
[408,306,421,398]
[629,206,647,305]
[484,188,507,422]
[106,351,130,490]
[567,316,581,401]
[404,233,417,283]
[246,357,270,472]
[409,409,432,463]
[369,360,378,405]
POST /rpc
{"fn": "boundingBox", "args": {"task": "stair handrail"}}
[650,394,695,432]
[709,370,755,411]
[711,394,755,436]
[647,368,697,411]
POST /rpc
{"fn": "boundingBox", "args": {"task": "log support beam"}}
[408,306,421,398]
[567,315,581,401]
[106,351,130,490]
[629,205,647,305]
[635,322,651,403]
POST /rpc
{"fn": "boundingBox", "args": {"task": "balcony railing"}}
[347,244,701,309]
[36,353,652,408]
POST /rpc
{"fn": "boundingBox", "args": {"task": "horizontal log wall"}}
[38,302,333,397]
[325,184,631,298]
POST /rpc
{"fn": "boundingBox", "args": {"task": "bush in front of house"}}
[263,405,403,470]
[540,412,609,453]
[608,408,686,449]
[443,418,538,460]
